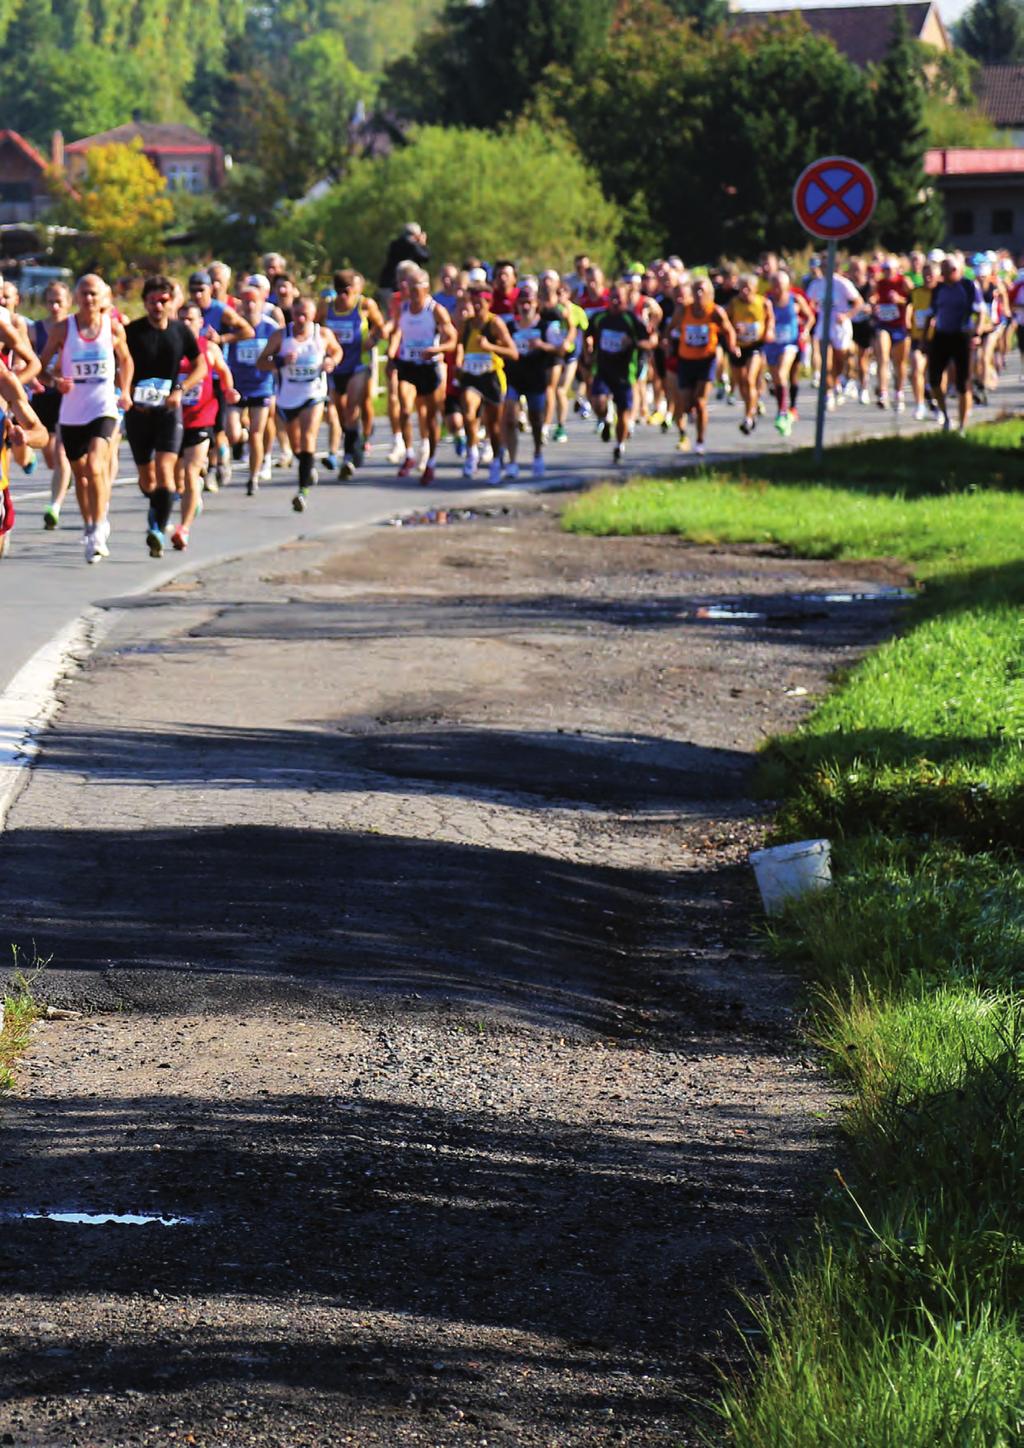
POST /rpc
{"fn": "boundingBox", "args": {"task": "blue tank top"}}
[227,318,275,400]
[324,302,366,374]
[201,299,226,338]
[773,295,799,346]
[34,319,60,393]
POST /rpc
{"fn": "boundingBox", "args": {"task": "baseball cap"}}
[467,266,487,284]
[927,248,946,263]
[245,273,270,292]
[809,254,822,267]
[188,270,212,288]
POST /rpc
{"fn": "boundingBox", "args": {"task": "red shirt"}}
[873,276,911,330]
[490,285,519,316]
[180,335,217,428]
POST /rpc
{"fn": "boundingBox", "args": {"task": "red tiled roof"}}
[66,122,218,155]
[976,66,1024,127]
[925,147,1024,174]
[733,2,942,68]
[0,129,50,173]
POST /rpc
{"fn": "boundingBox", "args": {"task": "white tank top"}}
[276,325,327,409]
[397,299,439,364]
[59,313,118,425]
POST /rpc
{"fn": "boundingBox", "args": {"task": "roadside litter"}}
[749,838,832,914]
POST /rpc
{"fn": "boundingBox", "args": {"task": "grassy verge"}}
[565,422,1024,1443]
[0,974,39,1095]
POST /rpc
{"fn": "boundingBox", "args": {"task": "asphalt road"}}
[1,374,1020,694]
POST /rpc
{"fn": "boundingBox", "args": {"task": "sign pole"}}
[813,239,837,465]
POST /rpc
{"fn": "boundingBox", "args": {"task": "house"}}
[975,66,1024,146]
[65,121,224,194]
[732,1,950,68]
[0,130,58,224]
[925,147,1024,251]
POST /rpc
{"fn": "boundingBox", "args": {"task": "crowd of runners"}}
[0,238,1019,565]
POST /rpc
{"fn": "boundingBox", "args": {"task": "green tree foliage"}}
[242,0,442,72]
[385,0,614,127]
[870,13,944,245]
[271,122,622,278]
[955,0,1024,64]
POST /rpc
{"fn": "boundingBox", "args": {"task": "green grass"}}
[0,977,39,1095]
[564,421,1024,1444]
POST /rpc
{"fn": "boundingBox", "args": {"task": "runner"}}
[871,257,912,410]
[122,274,207,558]
[973,257,1008,404]
[387,268,457,484]
[320,270,385,480]
[727,274,774,435]
[927,255,982,432]
[455,280,517,483]
[225,285,279,495]
[504,278,565,481]
[490,262,519,317]
[0,358,48,560]
[1,280,38,473]
[909,258,939,419]
[672,276,737,457]
[846,257,875,404]
[586,282,656,465]
[764,271,813,436]
[187,270,252,488]
[37,274,132,563]
[257,295,342,511]
[539,270,578,443]
[31,281,72,530]
[385,260,420,466]
[173,302,239,550]
[805,264,865,411]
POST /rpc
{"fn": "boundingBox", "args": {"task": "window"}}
[992,207,1013,235]
[0,182,32,203]
[951,208,974,237]
[163,160,205,193]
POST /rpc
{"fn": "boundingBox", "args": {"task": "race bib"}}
[876,303,900,323]
[400,344,432,364]
[736,321,760,343]
[331,320,357,344]
[516,327,541,349]
[72,353,112,381]
[462,352,493,376]
[133,377,172,407]
[684,324,709,348]
[545,321,566,347]
[181,385,201,408]
[234,340,260,365]
[599,329,628,353]
[913,308,932,329]
[287,360,322,383]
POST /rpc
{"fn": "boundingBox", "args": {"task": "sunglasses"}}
[149,294,172,304]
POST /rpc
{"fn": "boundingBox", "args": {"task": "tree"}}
[48,141,174,275]
[955,0,1024,63]
[385,0,614,127]
[869,13,943,246]
[0,43,146,145]
[270,121,623,278]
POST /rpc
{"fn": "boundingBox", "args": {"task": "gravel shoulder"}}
[0,498,908,1446]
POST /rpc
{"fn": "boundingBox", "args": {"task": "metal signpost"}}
[792,157,877,461]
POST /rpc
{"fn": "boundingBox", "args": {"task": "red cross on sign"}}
[793,157,877,241]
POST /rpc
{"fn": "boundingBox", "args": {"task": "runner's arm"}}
[322,330,343,374]
[762,298,776,345]
[173,349,208,405]
[37,321,67,388]
[483,316,519,362]
[0,363,49,449]
[715,307,739,356]
[208,341,238,403]
[217,305,254,344]
[432,304,458,356]
[0,316,40,384]
[257,328,284,372]
[112,323,134,410]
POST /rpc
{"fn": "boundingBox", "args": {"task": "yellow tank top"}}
[461,315,505,387]
[910,285,933,342]
[728,293,768,346]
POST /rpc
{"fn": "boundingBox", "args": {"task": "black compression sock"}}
[298,451,315,488]
[150,488,174,531]
[343,427,358,456]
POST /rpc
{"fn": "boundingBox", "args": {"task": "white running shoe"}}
[695,441,705,456]
[83,525,100,564]
[259,457,272,482]
[95,518,110,557]
[826,392,835,412]
[531,454,545,479]
[480,441,494,465]
[462,446,479,480]
[859,386,871,405]
[914,403,927,420]
[387,440,405,465]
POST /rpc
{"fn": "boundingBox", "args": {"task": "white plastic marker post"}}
[792,156,877,463]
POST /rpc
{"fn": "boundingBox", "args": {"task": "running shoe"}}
[215,457,228,489]
[613,444,624,465]
[695,441,705,457]
[292,488,308,512]
[578,401,592,420]
[387,440,405,465]
[453,433,466,458]
[826,392,835,412]
[259,458,272,483]
[942,413,952,431]
[22,455,36,476]
[277,451,294,469]
[648,408,666,427]
[914,403,927,421]
[487,458,502,486]
[462,447,479,480]
[420,463,435,487]
[247,478,258,496]
[397,455,415,478]
[876,393,888,409]
[553,424,568,443]
[171,525,189,551]
[600,420,612,444]
[774,412,791,436]
[339,458,355,480]
[204,473,219,494]
[894,394,906,413]
[42,505,59,530]
[676,432,691,452]
[95,519,111,558]
[83,526,100,564]
[859,387,871,406]
[322,453,338,470]
[480,441,494,465]
[739,417,754,435]
[146,526,165,558]
[503,462,520,483]
[531,455,545,479]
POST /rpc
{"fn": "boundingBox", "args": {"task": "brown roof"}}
[733,2,941,68]
[66,122,218,155]
[976,66,1024,127]
[0,129,50,173]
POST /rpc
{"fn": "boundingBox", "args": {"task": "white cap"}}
[467,266,487,283]
[927,248,946,262]
[245,272,271,293]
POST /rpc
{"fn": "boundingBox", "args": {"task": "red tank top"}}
[180,335,217,427]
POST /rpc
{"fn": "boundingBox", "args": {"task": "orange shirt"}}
[677,304,719,360]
